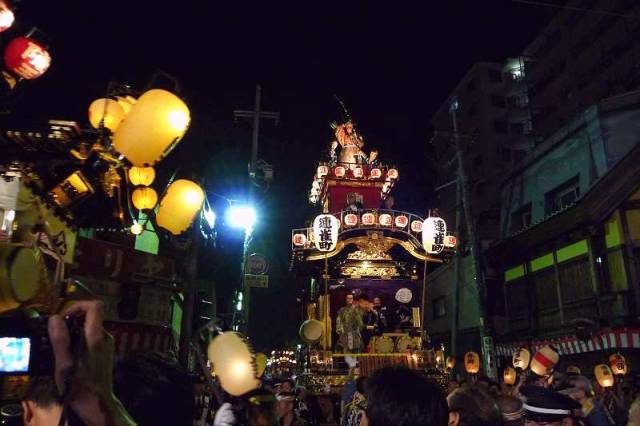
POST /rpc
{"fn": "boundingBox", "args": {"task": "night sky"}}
[5,1,557,349]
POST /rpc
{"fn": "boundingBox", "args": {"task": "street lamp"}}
[226,205,257,233]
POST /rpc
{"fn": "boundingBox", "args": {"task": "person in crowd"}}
[214,388,278,426]
[520,385,581,426]
[362,366,447,426]
[628,377,640,426]
[560,375,611,425]
[27,300,136,426]
[276,392,306,426]
[341,376,366,426]
[275,379,295,394]
[447,384,502,425]
[496,395,525,426]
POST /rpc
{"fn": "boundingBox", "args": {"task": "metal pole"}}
[179,213,201,367]
[250,85,261,179]
[241,231,251,333]
[420,258,429,347]
[449,98,494,378]
[450,175,462,357]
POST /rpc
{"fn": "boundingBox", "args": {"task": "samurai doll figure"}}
[335,293,364,353]
[331,120,369,166]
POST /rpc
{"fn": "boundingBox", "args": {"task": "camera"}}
[0,314,82,376]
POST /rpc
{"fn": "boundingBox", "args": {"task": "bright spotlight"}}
[226,205,257,231]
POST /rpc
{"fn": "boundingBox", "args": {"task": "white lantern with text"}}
[344,213,358,227]
[422,217,447,254]
[395,215,409,228]
[362,213,375,226]
[317,165,329,178]
[379,214,392,227]
[353,166,364,178]
[313,214,339,252]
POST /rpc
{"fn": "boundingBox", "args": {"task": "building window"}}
[510,203,532,233]
[491,95,506,108]
[545,175,580,216]
[433,297,446,319]
[493,120,508,134]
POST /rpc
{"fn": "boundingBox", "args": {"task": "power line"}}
[512,0,640,20]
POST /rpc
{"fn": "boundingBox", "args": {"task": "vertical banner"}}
[483,336,498,379]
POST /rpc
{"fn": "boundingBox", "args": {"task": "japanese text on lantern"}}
[313,214,338,252]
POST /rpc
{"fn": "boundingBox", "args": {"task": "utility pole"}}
[233,85,279,333]
[449,98,496,378]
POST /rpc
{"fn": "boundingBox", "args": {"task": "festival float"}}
[290,112,457,394]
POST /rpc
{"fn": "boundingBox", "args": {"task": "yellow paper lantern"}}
[609,353,627,376]
[207,332,259,396]
[131,187,158,210]
[255,353,267,378]
[595,364,615,388]
[530,346,559,377]
[155,179,204,235]
[88,98,126,132]
[446,356,456,370]
[512,347,531,370]
[464,351,480,374]
[128,166,156,186]
[112,89,190,166]
[503,367,517,385]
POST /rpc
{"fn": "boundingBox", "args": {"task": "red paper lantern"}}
[395,215,408,228]
[370,168,382,179]
[411,220,423,233]
[334,166,346,178]
[344,213,358,227]
[353,166,364,178]
[0,2,15,33]
[292,233,307,247]
[362,213,375,225]
[4,37,51,80]
[379,214,392,226]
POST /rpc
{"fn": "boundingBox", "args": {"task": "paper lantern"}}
[379,214,392,226]
[313,214,339,252]
[131,187,158,210]
[4,37,51,80]
[292,233,307,247]
[530,346,559,377]
[411,220,423,233]
[334,166,346,178]
[370,168,382,179]
[156,179,204,235]
[387,168,399,180]
[512,348,531,370]
[344,213,358,227]
[112,89,190,166]
[255,353,267,377]
[353,166,364,178]
[422,217,447,254]
[88,98,126,132]
[130,222,144,235]
[0,2,15,33]
[464,352,480,374]
[317,165,329,178]
[362,212,375,225]
[444,234,457,249]
[609,353,627,376]
[395,215,408,228]
[207,332,259,396]
[566,365,581,375]
[128,166,156,186]
[503,367,517,385]
[446,356,456,370]
[594,364,615,388]
[116,95,137,114]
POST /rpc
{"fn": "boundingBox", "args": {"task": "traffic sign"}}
[245,274,269,288]
[246,253,268,275]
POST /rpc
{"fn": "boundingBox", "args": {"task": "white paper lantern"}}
[411,220,423,233]
[317,165,329,178]
[379,214,392,226]
[344,213,358,227]
[395,215,408,228]
[422,217,447,254]
[353,166,364,178]
[362,213,375,225]
[292,233,307,247]
[370,168,382,179]
[313,214,339,252]
[334,166,346,178]
[387,168,399,180]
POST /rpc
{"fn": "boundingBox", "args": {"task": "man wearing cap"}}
[276,392,307,425]
[520,385,581,425]
[560,375,612,426]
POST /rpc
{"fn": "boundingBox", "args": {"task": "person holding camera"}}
[21,300,136,426]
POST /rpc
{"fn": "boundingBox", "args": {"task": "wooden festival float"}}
[290,119,456,394]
